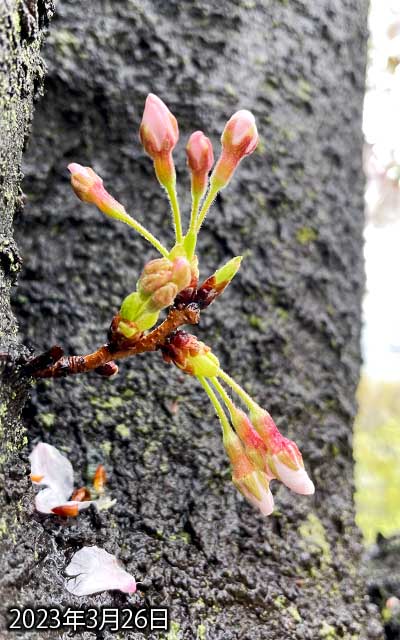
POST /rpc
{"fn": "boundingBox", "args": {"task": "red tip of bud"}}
[139,93,179,159]
[52,504,79,517]
[93,464,107,494]
[186,131,214,174]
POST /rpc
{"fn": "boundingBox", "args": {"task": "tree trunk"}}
[1,1,385,639]
[0,0,53,632]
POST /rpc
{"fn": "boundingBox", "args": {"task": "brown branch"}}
[29,304,200,379]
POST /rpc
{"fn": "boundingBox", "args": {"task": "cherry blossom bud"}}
[139,257,191,298]
[251,407,315,496]
[197,256,242,308]
[139,93,179,188]
[117,257,191,339]
[139,257,191,311]
[65,546,136,596]
[68,163,126,218]
[223,424,274,516]
[230,405,271,476]
[212,110,258,189]
[186,131,214,199]
[162,331,220,378]
[150,283,178,310]
[171,257,193,291]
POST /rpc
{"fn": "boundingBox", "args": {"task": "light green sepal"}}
[135,310,160,332]
[214,256,242,285]
[193,352,220,378]
[120,292,144,321]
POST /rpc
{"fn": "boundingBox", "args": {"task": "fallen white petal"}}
[35,487,68,514]
[65,546,136,596]
[29,443,74,498]
[35,490,94,515]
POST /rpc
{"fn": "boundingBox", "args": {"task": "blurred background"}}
[355,0,400,546]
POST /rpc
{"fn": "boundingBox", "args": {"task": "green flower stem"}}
[218,369,259,412]
[189,192,201,236]
[198,376,231,439]
[112,209,169,258]
[211,377,235,417]
[195,183,219,233]
[166,182,183,244]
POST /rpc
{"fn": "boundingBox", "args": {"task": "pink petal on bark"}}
[65,546,136,596]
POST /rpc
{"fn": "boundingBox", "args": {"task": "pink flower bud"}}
[212,110,258,189]
[251,408,315,496]
[68,163,101,201]
[139,257,191,302]
[186,131,214,173]
[171,257,192,291]
[68,163,126,217]
[224,427,274,516]
[150,282,178,310]
[230,406,271,476]
[139,93,179,158]
[186,131,214,199]
[139,94,179,188]
[222,110,259,158]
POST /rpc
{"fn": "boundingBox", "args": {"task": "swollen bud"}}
[250,407,315,496]
[68,163,127,218]
[223,424,274,516]
[230,405,270,476]
[138,256,191,311]
[186,131,214,200]
[211,110,258,190]
[139,93,179,188]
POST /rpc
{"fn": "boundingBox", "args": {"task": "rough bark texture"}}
[0,0,53,632]
[0,1,385,639]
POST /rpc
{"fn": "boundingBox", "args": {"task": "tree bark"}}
[1,1,385,639]
[0,0,53,633]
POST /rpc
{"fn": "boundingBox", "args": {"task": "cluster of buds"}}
[63,92,315,520]
[68,94,258,351]
[114,256,192,341]
[162,335,314,516]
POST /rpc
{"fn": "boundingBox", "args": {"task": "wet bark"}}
[0,0,53,632]
[1,1,385,639]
